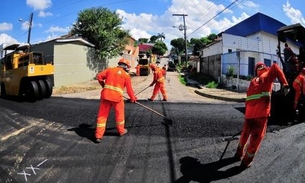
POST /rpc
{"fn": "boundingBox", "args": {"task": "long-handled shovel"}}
[135,101,173,125]
[219,130,242,161]
[124,96,173,126]
[135,85,151,96]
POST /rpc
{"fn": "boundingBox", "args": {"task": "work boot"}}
[240,160,253,169]
[119,129,128,136]
[240,155,254,168]
[235,145,244,161]
[234,153,243,161]
[95,138,102,143]
[148,98,153,101]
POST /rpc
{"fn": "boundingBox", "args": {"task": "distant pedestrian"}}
[162,64,167,78]
[95,58,137,143]
[148,63,168,101]
[235,62,289,168]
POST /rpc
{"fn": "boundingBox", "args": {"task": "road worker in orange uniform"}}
[95,58,137,143]
[235,62,289,168]
[135,64,140,76]
[293,68,305,110]
[148,63,168,101]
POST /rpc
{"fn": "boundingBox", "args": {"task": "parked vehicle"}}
[138,58,150,76]
[270,23,305,125]
[167,60,176,71]
[0,44,54,101]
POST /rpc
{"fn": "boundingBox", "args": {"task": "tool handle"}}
[135,101,167,118]
[135,86,150,96]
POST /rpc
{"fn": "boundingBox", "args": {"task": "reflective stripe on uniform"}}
[116,121,125,125]
[96,123,106,127]
[295,79,302,87]
[104,84,124,94]
[246,92,271,101]
[246,151,255,158]
[157,76,165,82]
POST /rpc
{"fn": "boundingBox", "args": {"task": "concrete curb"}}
[194,90,246,103]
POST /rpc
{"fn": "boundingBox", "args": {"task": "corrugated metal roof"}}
[224,12,286,37]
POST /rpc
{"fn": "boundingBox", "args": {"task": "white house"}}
[199,12,301,91]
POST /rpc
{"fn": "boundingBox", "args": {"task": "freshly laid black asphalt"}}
[1,71,305,183]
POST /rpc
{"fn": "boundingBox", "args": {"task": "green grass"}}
[179,75,186,85]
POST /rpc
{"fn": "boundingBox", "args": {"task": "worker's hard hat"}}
[118,58,131,68]
[255,62,265,70]
[149,63,157,70]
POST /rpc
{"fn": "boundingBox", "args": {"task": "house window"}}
[264,59,271,67]
[248,57,255,76]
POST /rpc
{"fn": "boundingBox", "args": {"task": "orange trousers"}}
[293,82,302,109]
[236,117,268,165]
[150,82,167,100]
[95,99,125,139]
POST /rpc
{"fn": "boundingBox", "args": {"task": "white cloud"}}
[0,23,13,31]
[21,22,31,31]
[0,33,19,45]
[117,0,249,47]
[26,0,52,10]
[45,26,69,33]
[46,33,60,41]
[39,11,53,17]
[283,1,305,26]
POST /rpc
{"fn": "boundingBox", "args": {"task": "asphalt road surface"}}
[1,65,305,182]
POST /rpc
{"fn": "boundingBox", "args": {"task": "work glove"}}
[99,81,105,88]
[130,96,137,103]
[281,85,290,96]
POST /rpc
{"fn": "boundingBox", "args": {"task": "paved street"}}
[1,63,305,183]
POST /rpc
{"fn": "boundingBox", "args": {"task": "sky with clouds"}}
[0,0,304,49]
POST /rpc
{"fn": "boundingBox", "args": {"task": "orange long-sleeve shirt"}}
[245,63,288,119]
[96,67,136,102]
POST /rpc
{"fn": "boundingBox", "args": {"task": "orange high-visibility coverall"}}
[236,63,288,167]
[293,72,305,109]
[95,67,136,139]
[149,67,167,101]
[135,65,140,76]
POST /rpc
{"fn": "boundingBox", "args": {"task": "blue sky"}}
[0,0,304,48]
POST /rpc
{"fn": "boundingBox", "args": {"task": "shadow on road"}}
[67,123,96,143]
[174,156,245,183]
[67,124,134,143]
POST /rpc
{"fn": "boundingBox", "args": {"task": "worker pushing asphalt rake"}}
[123,96,173,126]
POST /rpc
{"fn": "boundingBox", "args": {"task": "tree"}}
[149,35,158,43]
[190,38,206,55]
[70,7,130,60]
[152,41,168,56]
[138,38,149,44]
[170,38,185,55]
[157,32,165,42]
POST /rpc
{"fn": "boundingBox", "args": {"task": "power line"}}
[187,0,240,37]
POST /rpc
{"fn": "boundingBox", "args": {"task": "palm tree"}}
[157,32,165,42]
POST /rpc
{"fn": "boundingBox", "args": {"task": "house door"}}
[248,57,255,76]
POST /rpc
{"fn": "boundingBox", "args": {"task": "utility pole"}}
[27,12,33,44]
[172,14,188,63]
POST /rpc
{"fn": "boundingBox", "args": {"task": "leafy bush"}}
[226,65,235,77]
[206,81,218,88]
